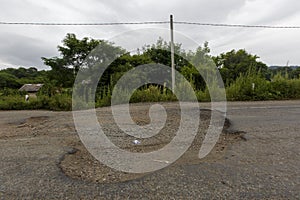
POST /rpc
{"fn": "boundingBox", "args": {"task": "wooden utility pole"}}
[170,15,175,92]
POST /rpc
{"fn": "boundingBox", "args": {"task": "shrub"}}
[0,93,71,111]
[226,72,272,101]
[48,94,72,111]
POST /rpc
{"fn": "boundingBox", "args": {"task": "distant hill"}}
[269,66,300,70]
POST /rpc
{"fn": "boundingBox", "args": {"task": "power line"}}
[0,21,169,26]
[174,21,300,29]
[0,20,300,29]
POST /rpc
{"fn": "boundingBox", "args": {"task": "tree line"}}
[0,33,300,110]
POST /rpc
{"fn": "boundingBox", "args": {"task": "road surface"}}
[0,101,299,199]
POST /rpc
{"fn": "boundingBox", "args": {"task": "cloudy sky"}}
[0,0,300,70]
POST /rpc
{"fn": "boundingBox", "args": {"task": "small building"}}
[19,84,44,98]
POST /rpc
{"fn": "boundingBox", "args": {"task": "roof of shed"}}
[19,84,44,92]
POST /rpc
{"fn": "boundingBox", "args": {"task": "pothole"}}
[59,107,245,184]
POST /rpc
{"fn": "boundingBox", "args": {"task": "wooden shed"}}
[19,84,44,98]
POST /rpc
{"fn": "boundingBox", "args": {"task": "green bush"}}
[95,85,177,107]
[48,94,72,111]
[1,72,300,111]
[196,88,211,102]
[225,72,300,101]
[269,75,300,99]
[0,93,72,111]
[226,73,272,101]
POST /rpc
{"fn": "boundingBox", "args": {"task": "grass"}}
[0,94,72,111]
[226,73,300,101]
[1,72,300,111]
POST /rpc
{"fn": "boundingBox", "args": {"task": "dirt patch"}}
[0,115,52,139]
[59,105,245,184]
[0,104,245,184]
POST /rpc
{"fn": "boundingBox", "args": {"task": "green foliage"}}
[95,85,178,107]
[48,94,72,111]
[270,66,300,80]
[130,86,177,103]
[270,74,300,99]
[175,78,197,102]
[1,67,38,78]
[143,37,191,69]
[226,72,270,101]
[0,91,72,111]
[42,33,125,88]
[214,49,268,85]
[226,71,300,101]
[1,34,300,111]
[95,94,111,108]
[291,68,300,79]
[0,67,48,89]
[196,88,211,102]
[180,43,214,91]
[0,72,21,89]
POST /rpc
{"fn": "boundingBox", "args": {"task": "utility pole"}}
[170,15,175,92]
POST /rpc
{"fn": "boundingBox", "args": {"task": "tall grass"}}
[226,72,300,101]
[0,94,72,111]
[96,85,177,107]
[1,71,300,111]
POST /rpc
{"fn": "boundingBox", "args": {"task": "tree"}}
[291,67,300,79]
[105,53,153,87]
[42,33,102,87]
[180,42,216,90]
[0,72,21,89]
[142,37,191,70]
[0,67,48,88]
[213,49,268,85]
[1,67,39,79]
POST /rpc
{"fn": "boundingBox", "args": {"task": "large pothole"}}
[59,103,245,183]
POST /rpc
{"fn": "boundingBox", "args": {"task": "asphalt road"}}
[0,100,299,199]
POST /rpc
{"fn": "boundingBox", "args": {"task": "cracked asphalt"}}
[0,100,299,199]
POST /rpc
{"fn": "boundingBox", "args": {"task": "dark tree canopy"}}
[213,49,268,85]
[0,67,48,89]
[42,33,105,87]
[143,37,192,70]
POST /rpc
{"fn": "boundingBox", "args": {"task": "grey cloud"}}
[99,0,247,22]
[0,0,299,68]
[0,33,55,69]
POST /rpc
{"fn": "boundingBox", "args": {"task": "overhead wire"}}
[0,20,300,29]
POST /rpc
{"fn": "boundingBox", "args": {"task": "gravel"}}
[0,101,299,199]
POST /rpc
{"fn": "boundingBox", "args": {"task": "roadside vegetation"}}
[1,33,300,111]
